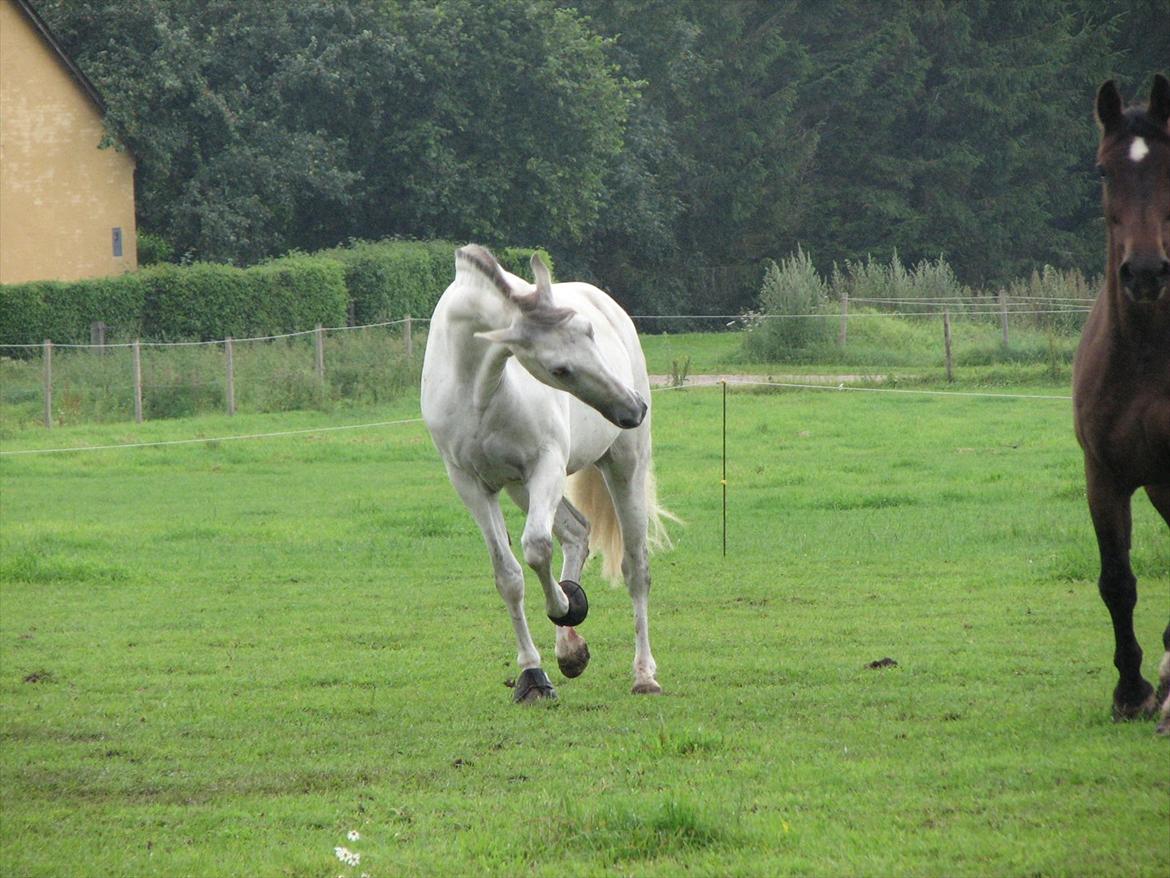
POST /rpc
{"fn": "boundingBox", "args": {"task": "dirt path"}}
[648,373,887,388]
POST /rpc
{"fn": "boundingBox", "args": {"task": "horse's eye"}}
[550,366,572,379]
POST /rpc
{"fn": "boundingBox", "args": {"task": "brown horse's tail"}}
[566,464,679,584]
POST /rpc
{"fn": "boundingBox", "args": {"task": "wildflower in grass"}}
[348,830,361,842]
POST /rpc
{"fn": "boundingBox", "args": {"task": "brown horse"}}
[1073,74,1170,734]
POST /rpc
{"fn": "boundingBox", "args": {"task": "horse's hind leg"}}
[1142,485,1170,734]
[447,467,554,702]
[1086,463,1156,719]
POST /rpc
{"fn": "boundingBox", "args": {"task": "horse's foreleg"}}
[1086,463,1155,719]
[599,457,661,695]
[446,467,552,701]
[506,467,579,624]
[1143,485,1170,734]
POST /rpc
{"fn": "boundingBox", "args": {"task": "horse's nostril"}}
[1119,262,1134,282]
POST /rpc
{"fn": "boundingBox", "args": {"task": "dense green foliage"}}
[35,1,1164,313]
[0,256,347,346]
[0,242,551,347]
[2,390,1167,875]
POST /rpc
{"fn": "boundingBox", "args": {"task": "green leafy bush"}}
[0,275,146,349]
[329,240,554,324]
[741,248,833,362]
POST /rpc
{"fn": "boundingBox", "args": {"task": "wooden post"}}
[225,337,236,416]
[999,289,1009,347]
[314,324,325,382]
[132,339,143,423]
[943,310,954,383]
[42,340,52,429]
[90,321,107,351]
[403,314,413,359]
[838,292,848,347]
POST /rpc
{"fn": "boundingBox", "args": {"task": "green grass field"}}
[1,380,1167,876]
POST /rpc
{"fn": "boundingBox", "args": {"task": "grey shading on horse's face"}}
[487,314,647,429]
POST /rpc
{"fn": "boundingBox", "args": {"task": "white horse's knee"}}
[522,532,554,570]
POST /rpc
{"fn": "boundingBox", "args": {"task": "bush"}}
[741,248,833,362]
[0,240,553,349]
[0,274,146,349]
[328,239,554,325]
[140,256,347,341]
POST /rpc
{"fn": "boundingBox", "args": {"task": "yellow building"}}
[0,0,137,284]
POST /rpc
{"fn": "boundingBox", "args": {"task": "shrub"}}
[329,239,555,324]
[742,248,833,362]
[0,274,146,349]
[140,257,347,341]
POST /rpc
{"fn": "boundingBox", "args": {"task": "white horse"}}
[421,245,672,701]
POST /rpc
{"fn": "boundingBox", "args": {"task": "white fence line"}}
[0,381,1074,457]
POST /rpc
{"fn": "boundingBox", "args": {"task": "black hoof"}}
[1112,679,1157,721]
[513,668,557,703]
[548,580,588,627]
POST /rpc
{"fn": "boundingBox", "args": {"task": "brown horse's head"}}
[1096,75,1170,303]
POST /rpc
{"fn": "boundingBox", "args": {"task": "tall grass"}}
[0,325,421,431]
[742,251,1096,364]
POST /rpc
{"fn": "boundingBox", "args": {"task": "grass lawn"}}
[1,381,1167,876]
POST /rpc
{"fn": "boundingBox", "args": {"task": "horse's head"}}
[1096,75,1170,304]
[471,250,647,429]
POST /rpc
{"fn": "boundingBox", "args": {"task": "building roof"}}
[13,0,109,114]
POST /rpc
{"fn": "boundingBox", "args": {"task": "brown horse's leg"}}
[1086,463,1156,719]
[1142,486,1170,733]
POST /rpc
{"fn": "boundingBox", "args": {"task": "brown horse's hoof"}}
[557,638,590,679]
[513,668,557,703]
[632,680,663,695]
[1111,680,1157,721]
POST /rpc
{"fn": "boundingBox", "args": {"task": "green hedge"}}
[140,257,347,341]
[0,241,552,347]
[0,274,147,348]
[325,240,554,325]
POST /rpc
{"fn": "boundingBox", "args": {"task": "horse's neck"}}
[439,285,523,412]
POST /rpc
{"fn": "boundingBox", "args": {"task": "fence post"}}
[90,321,106,351]
[403,314,413,359]
[838,292,848,347]
[943,310,954,383]
[42,340,52,429]
[999,289,1009,347]
[225,337,236,416]
[314,324,325,382]
[132,339,143,423]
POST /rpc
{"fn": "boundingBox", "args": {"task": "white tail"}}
[566,464,678,583]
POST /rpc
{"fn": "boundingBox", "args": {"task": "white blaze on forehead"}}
[1129,137,1149,162]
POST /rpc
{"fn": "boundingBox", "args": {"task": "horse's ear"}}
[475,325,529,348]
[531,253,553,302]
[1150,74,1170,129]
[1096,80,1124,135]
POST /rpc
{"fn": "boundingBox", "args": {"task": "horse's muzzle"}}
[615,395,648,429]
[1120,257,1170,302]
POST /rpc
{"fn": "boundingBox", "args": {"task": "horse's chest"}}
[1094,388,1170,486]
